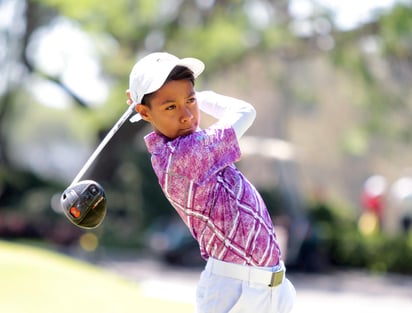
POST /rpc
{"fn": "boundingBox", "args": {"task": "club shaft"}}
[70,105,140,186]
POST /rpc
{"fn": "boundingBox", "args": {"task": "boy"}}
[127,52,295,313]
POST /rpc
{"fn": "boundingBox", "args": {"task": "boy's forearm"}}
[196,91,256,139]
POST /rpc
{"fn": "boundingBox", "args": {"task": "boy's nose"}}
[180,107,193,123]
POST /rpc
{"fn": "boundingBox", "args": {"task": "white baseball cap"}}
[129,51,204,103]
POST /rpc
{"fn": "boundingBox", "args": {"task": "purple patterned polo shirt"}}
[144,126,281,267]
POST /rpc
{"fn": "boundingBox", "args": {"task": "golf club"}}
[60,105,141,229]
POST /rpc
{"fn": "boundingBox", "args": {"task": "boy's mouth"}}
[180,128,194,135]
[179,125,196,136]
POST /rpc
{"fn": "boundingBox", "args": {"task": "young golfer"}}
[127,52,296,313]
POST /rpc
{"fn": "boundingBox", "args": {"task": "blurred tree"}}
[1,0,411,250]
[331,3,412,147]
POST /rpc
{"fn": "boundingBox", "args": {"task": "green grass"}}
[0,240,194,313]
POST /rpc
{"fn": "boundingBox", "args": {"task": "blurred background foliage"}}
[1,0,412,274]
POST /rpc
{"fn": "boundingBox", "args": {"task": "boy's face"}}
[136,79,200,140]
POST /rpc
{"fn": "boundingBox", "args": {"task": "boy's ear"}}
[135,104,151,121]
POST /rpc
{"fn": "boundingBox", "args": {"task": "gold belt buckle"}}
[269,271,284,287]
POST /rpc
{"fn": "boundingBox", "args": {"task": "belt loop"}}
[247,265,252,286]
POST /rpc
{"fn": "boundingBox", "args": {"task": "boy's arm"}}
[196,91,256,139]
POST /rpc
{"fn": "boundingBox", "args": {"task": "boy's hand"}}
[126,89,142,123]
[126,89,133,106]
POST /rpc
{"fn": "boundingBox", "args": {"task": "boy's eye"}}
[187,97,196,104]
[166,104,176,110]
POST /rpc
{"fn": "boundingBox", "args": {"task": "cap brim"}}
[177,58,205,78]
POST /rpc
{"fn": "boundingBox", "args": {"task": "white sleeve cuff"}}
[196,91,256,139]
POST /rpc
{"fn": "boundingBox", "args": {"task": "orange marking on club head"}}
[70,207,81,218]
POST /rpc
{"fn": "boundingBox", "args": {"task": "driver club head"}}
[60,180,107,229]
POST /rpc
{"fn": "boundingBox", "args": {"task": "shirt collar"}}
[144,127,204,154]
[144,131,170,154]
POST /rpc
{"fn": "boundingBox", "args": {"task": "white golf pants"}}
[196,258,296,313]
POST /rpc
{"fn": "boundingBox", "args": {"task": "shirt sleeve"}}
[196,90,256,139]
[170,127,241,184]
